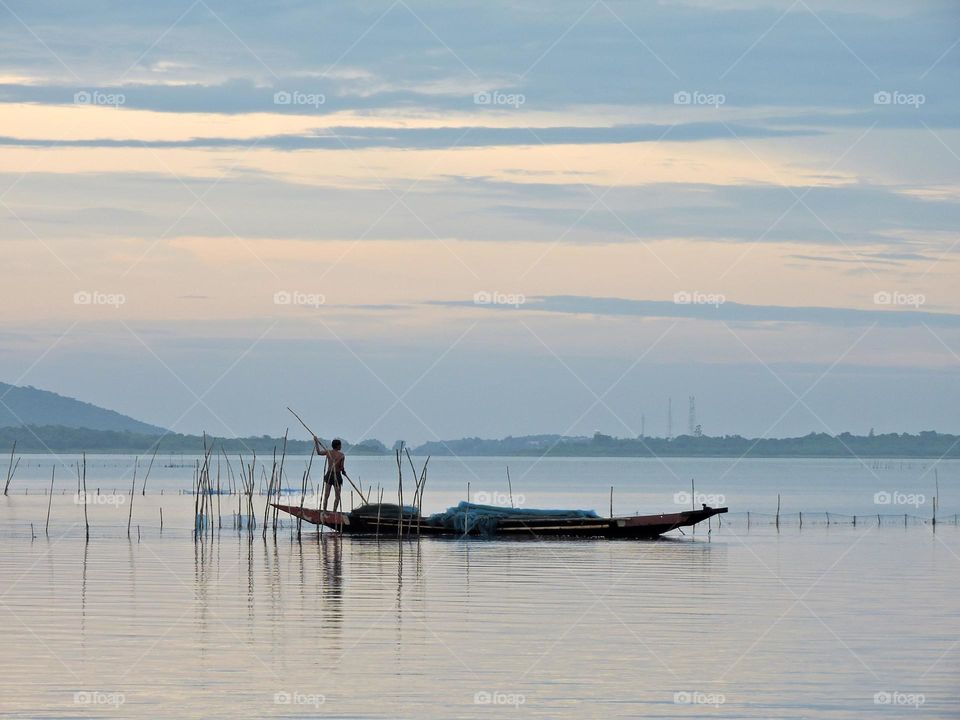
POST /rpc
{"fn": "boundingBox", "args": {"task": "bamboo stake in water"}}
[506,465,514,508]
[262,447,277,539]
[216,452,222,531]
[140,444,160,495]
[297,451,314,541]
[127,459,138,538]
[396,445,404,538]
[375,487,383,541]
[45,466,55,535]
[417,462,428,538]
[404,448,427,535]
[81,453,89,540]
[274,431,288,535]
[193,461,200,538]
[933,470,939,527]
[3,441,19,496]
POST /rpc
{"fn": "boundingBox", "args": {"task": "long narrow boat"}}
[272,501,728,539]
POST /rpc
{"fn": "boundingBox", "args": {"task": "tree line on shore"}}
[0,425,958,458]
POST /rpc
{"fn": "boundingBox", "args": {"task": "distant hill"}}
[0,425,389,455]
[0,382,167,435]
[413,431,960,458]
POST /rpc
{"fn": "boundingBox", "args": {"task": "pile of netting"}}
[426,501,600,536]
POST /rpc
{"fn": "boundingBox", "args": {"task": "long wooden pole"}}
[288,407,368,503]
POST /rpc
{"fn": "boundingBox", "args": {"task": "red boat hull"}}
[272,504,728,539]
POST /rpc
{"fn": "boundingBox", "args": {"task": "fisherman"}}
[314,436,346,513]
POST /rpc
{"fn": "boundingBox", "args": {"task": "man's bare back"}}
[314,437,345,512]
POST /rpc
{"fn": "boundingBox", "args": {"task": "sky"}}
[0,0,958,445]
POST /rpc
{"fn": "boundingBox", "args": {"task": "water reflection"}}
[320,534,343,633]
[1,522,958,718]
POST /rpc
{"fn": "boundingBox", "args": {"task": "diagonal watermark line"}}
[721,0,799,79]
[0,523,80,601]
[720,322,880,481]
[0,601,84,680]
[919,534,960,679]
[716,120,878,281]
[96,318,278,494]
[597,0,679,79]
[518,123,676,280]
[200,0,281,80]
[0,396,80,475]
[921,34,960,79]
[0,198,81,280]
[525,125,681,280]
[119,543,286,681]
[520,0,599,81]
[0,321,78,404]
[316,542,484,678]
[355,322,477,442]
[0,320,80,476]
[515,319,687,487]
[717,525,877,681]
[511,533,683,681]
[314,317,486,486]
[315,126,476,284]
[322,0,400,78]
[720,321,884,485]
[799,0,880,81]
[117,0,203,81]
[126,136,279,279]
[316,125,483,282]
[906,322,960,481]
[0,0,82,82]
[916,122,960,280]
[117,319,278,455]
[520,320,637,437]
[397,0,482,81]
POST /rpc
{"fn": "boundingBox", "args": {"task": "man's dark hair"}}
[331,438,342,450]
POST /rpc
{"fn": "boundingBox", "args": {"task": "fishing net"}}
[426,501,600,536]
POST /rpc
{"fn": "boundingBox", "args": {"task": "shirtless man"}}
[314,437,346,513]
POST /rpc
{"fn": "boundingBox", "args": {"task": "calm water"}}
[0,456,957,718]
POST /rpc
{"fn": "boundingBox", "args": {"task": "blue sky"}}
[0,0,958,443]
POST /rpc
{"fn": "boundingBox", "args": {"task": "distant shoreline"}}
[5,452,956,461]
[1,425,957,459]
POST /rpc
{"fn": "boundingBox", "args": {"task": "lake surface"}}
[0,456,957,718]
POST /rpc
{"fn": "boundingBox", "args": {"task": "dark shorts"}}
[324,470,343,487]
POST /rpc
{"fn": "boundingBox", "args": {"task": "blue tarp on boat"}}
[426,501,600,536]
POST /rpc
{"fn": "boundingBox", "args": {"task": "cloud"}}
[0,121,813,150]
[432,294,960,328]
[3,169,957,252]
[0,2,955,114]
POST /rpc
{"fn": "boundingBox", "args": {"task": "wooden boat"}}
[272,502,728,539]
